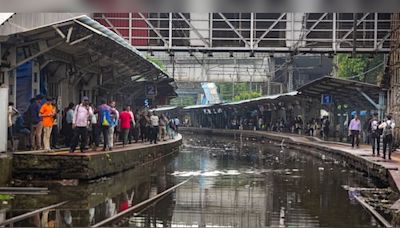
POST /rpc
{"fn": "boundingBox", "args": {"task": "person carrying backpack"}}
[98,99,113,151]
[379,114,396,160]
[368,113,381,156]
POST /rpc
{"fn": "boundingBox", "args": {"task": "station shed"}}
[0,15,176,113]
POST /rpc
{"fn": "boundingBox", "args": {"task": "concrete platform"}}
[181,128,400,192]
[12,134,182,180]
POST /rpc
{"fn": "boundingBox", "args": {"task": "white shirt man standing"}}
[69,96,93,153]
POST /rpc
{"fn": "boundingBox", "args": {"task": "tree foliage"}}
[336,54,384,83]
[216,82,261,102]
[233,91,262,101]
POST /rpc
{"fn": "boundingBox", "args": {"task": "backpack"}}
[383,120,393,136]
[101,109,112,127]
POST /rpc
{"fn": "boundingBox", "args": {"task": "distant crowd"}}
[7,95,180,153]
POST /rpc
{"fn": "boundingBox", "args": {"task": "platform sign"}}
[321,94,332,104]
[145,84,157,97]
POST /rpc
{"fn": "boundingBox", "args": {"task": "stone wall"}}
[12,137,182,180]
[0,155,12,185]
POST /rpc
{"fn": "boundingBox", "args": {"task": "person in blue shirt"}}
[28,95,43,150]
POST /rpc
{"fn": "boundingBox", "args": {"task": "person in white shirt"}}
[379,114,396,160]
[150,111,159,144]
[69,96,93,153]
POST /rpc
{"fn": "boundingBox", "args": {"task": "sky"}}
[0,13,13,25]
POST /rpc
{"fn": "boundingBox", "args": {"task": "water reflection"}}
[1,133,385,227]
[133,133,382,228]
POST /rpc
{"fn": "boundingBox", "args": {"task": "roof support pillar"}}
[356,88,379,110]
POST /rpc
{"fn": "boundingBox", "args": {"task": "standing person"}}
[119,107,132,147]
[159,114,167,141]
[108,101,119,150]
[39,97,55,152]
[322,116,330,140]
[63,103,75,147]
[173,116,180,133]
[8,102,19,151]
[369,113,381,156]
[29,95,43,150]
[70,97,93,153]
[98,99,112,151]
[168,116,176,139]
[348,114,361,148]
[90,106,100,151]
[379,115,396,160]
[363,115,372,144]
[150,111,159,144]
[139,112,148,142]
[127,106,135,144]
[50,99,60,149]
[132,110,140,143]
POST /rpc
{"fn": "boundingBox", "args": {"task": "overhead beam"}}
[10,40,64,71]
[340,13,370,42]
[254,13,286,47]
[218,13,250,47]
[138,13,169,47]
[177,13,210,47]
[102,13,123,37]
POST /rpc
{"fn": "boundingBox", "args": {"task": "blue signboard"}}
[321,94,332,104]
[145,84,157,97]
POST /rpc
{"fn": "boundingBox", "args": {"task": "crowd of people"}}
[349,113,395,160]
[7,95,180,153]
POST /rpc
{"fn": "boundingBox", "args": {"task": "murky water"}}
[0,133,386,227]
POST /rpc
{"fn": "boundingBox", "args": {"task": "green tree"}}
[216,82,261,102]
[233,91,262,101]
[336,54,384,83]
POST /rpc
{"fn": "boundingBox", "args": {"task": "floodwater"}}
[0,133,387,227]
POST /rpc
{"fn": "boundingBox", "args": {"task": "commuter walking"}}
[98,99,113,151]
[379,115,396,160]
[120,107,132,147]
[150,111,159,144]
[40,97,55,151]
[70,97,93,153]
[349,114,361,148]
[90,106,100,151]
[368,113,381,156]
[29,95,43,150]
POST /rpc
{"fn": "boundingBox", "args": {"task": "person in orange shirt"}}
[40,97,55,151]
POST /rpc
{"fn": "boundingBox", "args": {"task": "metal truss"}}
[93,13,396,53]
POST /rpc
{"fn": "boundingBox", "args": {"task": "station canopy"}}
[0,15,176,98]
[297,76,382,109]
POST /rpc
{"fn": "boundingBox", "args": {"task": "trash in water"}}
[318,167,324,171]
